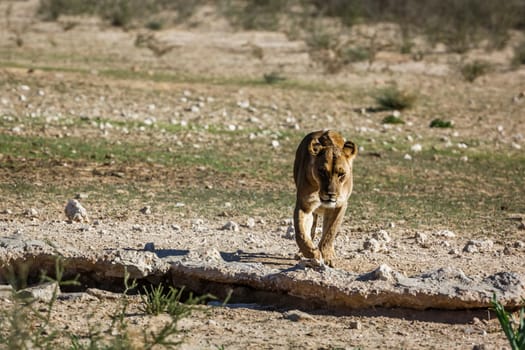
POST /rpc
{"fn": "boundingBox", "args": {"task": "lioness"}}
[293,130,357,267]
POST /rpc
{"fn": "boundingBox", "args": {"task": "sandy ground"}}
[1,1,525,349]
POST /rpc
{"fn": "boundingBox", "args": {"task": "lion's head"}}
[308,131,358,208]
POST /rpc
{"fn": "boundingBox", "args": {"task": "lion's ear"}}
[343,140,358,159]
[308,138,324,156]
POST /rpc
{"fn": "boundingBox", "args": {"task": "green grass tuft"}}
[429,118,453,128]
[491,294,525,350]
[382,115,405,124]
[460,60,491,82]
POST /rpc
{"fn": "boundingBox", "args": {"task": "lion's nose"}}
[324,192,337,201]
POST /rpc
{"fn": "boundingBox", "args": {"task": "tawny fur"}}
[293,130,357,267]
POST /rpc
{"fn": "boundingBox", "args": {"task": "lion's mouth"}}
[320,198,337,207]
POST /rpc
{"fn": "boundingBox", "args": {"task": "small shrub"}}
[491,294,525,350]
[263,72,286,84]
[341,47,371,63]
[140,284,180,316]
[374,86,416,111]
[305,30,334,51]
[140,284,211,317]
[512,41,525,67]
[429,118,453,128]
[146,20,164,31]
[382,115,405,124]
[460,60,491,82]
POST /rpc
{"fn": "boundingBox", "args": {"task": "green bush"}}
[382,115,405,124]
[429,118,453,128]
[374,86,416,111]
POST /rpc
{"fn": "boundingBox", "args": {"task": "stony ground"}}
[1,1,525,349]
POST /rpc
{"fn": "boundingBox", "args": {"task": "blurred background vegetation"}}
[35,0,525,74]
[37,0,525,48]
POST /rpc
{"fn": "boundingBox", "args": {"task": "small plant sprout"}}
[491,294,525,350]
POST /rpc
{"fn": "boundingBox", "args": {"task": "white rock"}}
[283,310,316,322]
[411,144,422,152]
[271,140,280,148]
[403,154,412,160]
[64,199,89,223]
[373,264,395,281]
[24,208,39,218]
[457,143,468,149]
[245,217,256,228]
[415,232,428,247]
[463,239,494,253]
[221,221,239,231]
[171,224,181,231]
[373,230,391,243]
[237,100,250,109]
[363,238,383,253]
[434,230,456,238]
[18,282,59,302]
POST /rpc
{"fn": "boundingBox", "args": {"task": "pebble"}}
[514,240,525,248]
[237,100,250,109]
[283,310,316,322]
[348,320,362,330]
[371,264,396,281]
[403,154,412,160]
[434,230,456,238]
[221,221,240,231]
[411,144,422,152]
[372,230,391,243]
[132,224,143,232]
[18,282,59,302]
[284,224,295,239]
[463,239,494,253]
[415,232,428,246]
[24,208,39,218]
[271,140,280,148]
[171,224,181,231]
[245,217,256,228]
[64,199,89,223]
[363,238,383,253]
[140,206,152,215]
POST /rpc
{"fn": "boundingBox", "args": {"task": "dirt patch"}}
[1,1,525,349]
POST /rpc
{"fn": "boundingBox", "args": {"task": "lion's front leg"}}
[319,205,346,267]
[293,206,322,261]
